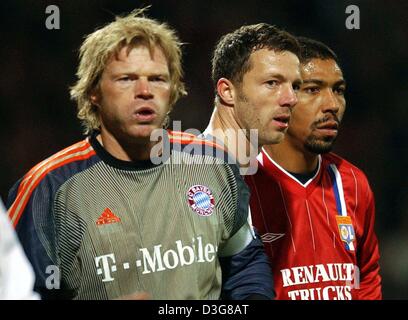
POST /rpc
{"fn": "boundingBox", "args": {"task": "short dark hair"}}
[211,23,300,90]
[297,36,339,65]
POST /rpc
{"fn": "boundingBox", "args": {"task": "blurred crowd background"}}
[0,0,406,299]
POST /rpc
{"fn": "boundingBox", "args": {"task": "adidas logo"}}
[96,208,121,225]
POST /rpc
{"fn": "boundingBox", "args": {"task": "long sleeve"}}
[7,176,61,299]
[356,181,382,299]
[219,226,274,300]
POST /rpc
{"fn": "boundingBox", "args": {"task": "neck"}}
[98,129,160,162]
[204,103,259,169]
[263,140,319,174]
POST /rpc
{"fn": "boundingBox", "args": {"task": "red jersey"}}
[246,149,382,300]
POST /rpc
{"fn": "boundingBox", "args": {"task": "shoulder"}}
[7,139,99,227]
[324,152,366,175]
[18,138,97,188]
[168,130,238,172]
[168,130,227,156]
[323,152,372,190]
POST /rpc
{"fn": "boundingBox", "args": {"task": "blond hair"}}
[70,8,186,134]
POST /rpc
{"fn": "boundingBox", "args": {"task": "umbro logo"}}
[261,233,285,243]
[96,208,121,225]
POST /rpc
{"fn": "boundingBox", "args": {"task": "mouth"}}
[316,120,339,130]
[133,106,157,122]
[315,121,339,136]
[272,114,290,130]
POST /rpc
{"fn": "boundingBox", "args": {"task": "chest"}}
[249,172,361,260]
[52,164,231,292]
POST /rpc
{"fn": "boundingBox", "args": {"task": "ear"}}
[90,88,101,107]
[216,78,236,106]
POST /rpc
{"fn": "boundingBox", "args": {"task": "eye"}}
[293,83,301,91]
[265,80,279,87]
[334,87,346,95]
[118,76,132,82]
[151,76,167,82]
[304,86,320,94]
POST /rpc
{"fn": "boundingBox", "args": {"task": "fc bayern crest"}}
[187,185,215,216]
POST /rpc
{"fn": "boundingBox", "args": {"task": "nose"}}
[278,84,298,109]
[322,89,340,114]
[134,78,153,99]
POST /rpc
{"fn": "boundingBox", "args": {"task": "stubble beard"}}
[304,132,336,154]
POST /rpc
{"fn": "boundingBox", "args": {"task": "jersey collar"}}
[260,147,322,195]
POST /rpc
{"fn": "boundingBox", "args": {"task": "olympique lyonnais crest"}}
[187,185,215,216]
[336,215,355,245]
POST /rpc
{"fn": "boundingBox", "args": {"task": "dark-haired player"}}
[246,37,382,300]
